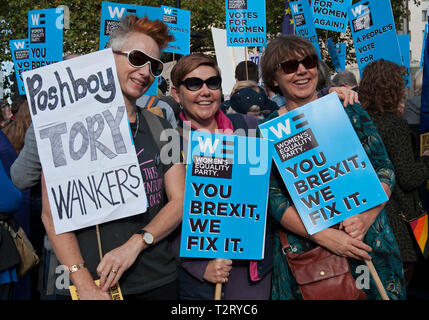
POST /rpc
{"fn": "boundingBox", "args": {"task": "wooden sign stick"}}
[214,283,222,300]
[365,260,389,300]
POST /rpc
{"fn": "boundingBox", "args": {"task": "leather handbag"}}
[279,229,366,300]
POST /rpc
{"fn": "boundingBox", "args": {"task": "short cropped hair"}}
[261,35,318,94]
[171,53,221,87]
[235,60,259,82]
[332,70,358,88]
[107,15,173,50]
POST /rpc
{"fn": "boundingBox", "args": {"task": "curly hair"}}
[107,15,174,50]
[2,100,32,153]
[359,59,408,115]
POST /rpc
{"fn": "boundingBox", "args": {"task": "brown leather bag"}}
[279,229,366,300]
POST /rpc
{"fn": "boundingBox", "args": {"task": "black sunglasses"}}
[180,76,222,91]
[278,55,318,74]
[113,49,164,77]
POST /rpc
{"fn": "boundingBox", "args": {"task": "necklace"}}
[133,113,139,138]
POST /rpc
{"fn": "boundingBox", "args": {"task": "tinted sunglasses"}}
[278,55,318,74]
[180,76,222,91]
[113,49,163,77]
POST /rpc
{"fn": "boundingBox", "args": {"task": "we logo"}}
[268,113,309,139]
[350,2,370,18]
[30,13,45,26]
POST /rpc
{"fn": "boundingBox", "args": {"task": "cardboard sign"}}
[398,34,411,88]
[28,8,63,71]
[311,0,352,33]
[9,39,30,95]
[22,49,147,234]
[180,131,272,260]
[161,5,191,55]
[225,0,267,47]
[290,0,322,58]
[258,93,388,235]
[349,0,402,75]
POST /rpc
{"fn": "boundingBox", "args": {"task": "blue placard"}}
[336,42,347,71]
[99,2,162,96]
[327,38,346,71]
[398,34,411,88]
[349,0,402,75]
[311,0,352,33]
[420,24,428,69]
[28,8,63,70]
[225,0,267,47]
[9,39,30,95]
[180,131,272,260]
[258,93,388,235]
[161,6,190,55]
[290,0,321,59]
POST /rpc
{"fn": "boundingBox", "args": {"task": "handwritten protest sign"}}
[258,93,388,235]
[290,0,321,58]
[398,34,411,88]
[22,49,147,234]
[161,5,190,55]
[28,8,63,71]
[180,131,272,260]
[349,0,402,75]
[311,0,352,33]
[225,0,267,47]
[9,39,30,95]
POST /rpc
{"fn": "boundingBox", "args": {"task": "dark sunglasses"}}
[113,49,163,77]
[278,55,318,74]
[180,76,222,91]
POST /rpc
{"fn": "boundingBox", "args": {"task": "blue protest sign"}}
[180,131,272,260]
[28,8,63,70]
[420,24,428,69]
[258,93,388,235]
[349,0,402,75]
[9,39,30,95]
[290,0,321,58]
[161,6,190,55]
[327,38,346,71]
[336,42,347,71]
[311,0,352,33]
[398,34,411,88]
[225,0,267,47]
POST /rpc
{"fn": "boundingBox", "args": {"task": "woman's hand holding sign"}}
[329,86,359,107]
[97,234,143,292]
[204,258,233,284]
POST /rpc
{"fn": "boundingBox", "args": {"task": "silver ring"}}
[111,269,118,274]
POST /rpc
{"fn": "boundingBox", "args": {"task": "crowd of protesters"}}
[1,14,429,301]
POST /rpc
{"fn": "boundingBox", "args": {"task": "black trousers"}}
[0,283,14,300]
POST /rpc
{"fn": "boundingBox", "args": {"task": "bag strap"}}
[138,108,166,152]
[278,229,292,255]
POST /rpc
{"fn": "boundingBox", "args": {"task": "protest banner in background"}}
[225,0,267,47]
[311,0,352,33]
[99,2,161,96]
[349,0,402,75]
[28,8,63,71]
[22,49,147,234]
[398,34,411,88]
[9,39,30,95]
[290,0,321,58]
[212,27,247,97]
[258,93,388,235]
[161,5,190,55]
[327,38,346,71]
[180,131,272,260]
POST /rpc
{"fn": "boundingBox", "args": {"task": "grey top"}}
[403,95,421,125]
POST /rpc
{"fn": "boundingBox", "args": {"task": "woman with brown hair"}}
[2,100,32,154]
[259,35,405,300]
[359,59,429,287]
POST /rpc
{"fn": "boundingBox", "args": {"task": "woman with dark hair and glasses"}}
[41,15,185,300]
[169,53,273,299]
[259,35,405,300]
